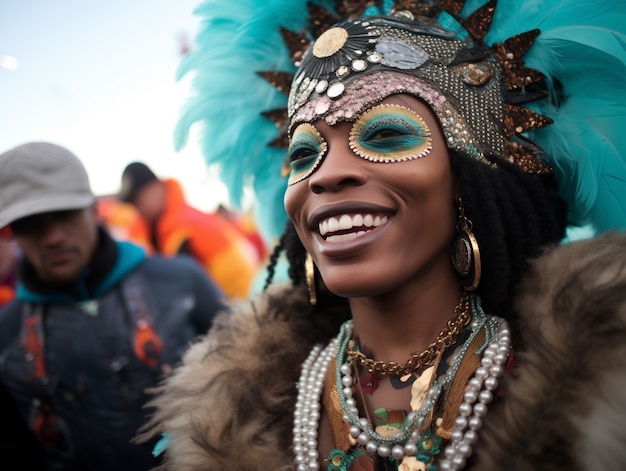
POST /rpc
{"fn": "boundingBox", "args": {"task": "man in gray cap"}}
[0,142,227,470]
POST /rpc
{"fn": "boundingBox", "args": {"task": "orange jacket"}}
[97,198,151,252]
[151,179,258,299]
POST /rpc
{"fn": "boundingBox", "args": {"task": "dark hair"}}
[449,151,567,316]
[264,149,567,320]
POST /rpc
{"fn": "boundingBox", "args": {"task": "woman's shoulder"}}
[516,231,626,329]
[476,232,626,471]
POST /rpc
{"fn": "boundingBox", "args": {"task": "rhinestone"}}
[327,82,345,99]
[367,52,382,63]
[336,66,350,77]
[315,101,330,115]
[351,59,368,72]
[315,80,328,93]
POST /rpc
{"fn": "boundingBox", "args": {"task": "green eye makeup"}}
[287,105,432,184]
[287,123,328,185]
[349,104,432,163]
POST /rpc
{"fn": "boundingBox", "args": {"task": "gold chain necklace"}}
[347,293,472,377]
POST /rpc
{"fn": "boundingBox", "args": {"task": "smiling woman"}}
[139,1,626,470]
[285,95,457,300]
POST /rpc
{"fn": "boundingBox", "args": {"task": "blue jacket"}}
[0,228,226,471]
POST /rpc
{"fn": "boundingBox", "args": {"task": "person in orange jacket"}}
[118,162,258,299]
[96,196,152,252]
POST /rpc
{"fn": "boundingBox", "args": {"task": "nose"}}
[307,138,368,194]
[39,217,66,246]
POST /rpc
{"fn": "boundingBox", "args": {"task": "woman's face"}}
[284,94,459,298]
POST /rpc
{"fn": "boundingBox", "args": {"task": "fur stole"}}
[140,233,626,471]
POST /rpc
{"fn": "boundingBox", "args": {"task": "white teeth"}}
[338,214,352,230]
[318,213,389,238]
[327,217,339,233]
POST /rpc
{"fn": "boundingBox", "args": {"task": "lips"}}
[44,249,75,264]
[319,213,390,242]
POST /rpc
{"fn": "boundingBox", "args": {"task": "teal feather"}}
[173,0,316,243]
[462,0,626,235]
[152,433,169,457]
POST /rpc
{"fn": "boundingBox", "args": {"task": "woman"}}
[140,1,626,470]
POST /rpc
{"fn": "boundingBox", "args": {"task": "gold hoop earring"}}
[305,252,317,306]
[451,199,481,291]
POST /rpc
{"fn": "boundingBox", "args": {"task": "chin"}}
[320,265,399,299]
[324,280,387,299]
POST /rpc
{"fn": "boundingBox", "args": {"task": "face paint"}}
[349,104,432,163]
[287,123,328,185]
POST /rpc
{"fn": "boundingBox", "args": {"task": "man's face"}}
[11,207,99,285]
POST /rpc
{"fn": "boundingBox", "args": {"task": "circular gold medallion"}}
[312,27,348,58]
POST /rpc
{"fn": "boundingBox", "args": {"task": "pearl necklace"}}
[293,339,338,471]
[438,315,510,471]
[292,296,511,470]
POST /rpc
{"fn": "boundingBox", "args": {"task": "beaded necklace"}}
[292,295,511,471]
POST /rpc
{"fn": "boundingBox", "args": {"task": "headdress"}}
[174,0,626,242]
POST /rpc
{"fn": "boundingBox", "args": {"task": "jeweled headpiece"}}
[286,10,552,174]
[174,0,626,241]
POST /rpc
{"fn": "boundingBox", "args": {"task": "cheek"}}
[396,157,454,198]
[284,186,313,248]
[284,184,306,223]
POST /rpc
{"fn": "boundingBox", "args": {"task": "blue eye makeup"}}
[348,104,432,163]
[287,123,328,185]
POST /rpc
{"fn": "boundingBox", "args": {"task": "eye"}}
[287,123,328,185]
[365,127,405,141]
[349,104,432,163]
[288,143,318,164]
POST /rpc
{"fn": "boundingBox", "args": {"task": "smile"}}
[319,213,389,242]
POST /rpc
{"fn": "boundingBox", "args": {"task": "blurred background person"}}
[117,161,261,299]
[0,141,227,471]
[95,196,151,253]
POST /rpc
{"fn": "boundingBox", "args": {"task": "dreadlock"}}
[449,150,567,318]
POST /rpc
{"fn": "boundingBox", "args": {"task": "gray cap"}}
[0,142,95,228]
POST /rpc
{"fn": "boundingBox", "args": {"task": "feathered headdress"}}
[174,0,626,243]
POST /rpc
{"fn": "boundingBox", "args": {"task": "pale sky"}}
[1,0,230,211]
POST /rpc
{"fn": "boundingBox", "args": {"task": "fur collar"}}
[141,233,626,471]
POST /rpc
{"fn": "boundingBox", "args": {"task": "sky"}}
[1,0,230,211]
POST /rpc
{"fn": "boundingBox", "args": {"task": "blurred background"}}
[1,0,229,212]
